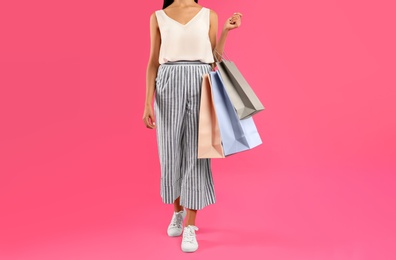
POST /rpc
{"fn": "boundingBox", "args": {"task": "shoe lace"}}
[183,225,199,243]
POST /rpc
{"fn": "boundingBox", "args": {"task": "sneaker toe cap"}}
[181,244,198,252]
[167,227,183,237]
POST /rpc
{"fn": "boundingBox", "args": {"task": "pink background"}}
[1,0,395,259]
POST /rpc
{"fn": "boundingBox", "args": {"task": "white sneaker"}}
[167,210,186,237]
[181,225,199,253]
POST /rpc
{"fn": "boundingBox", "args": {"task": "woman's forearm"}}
[214,28,229,61]
[145,62,159,106]
[213,12,243,61]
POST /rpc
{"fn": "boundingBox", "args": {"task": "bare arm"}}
[143,12,161,129]
[209,10,243,65]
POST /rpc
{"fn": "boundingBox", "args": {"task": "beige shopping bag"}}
[197,74,225,158]
[214,50,265,120]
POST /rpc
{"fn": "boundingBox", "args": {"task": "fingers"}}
[143,114,156,129]
[227,19,241,29]
[228,12,242,26]
[149,115,156,128]
[230,12,243,20]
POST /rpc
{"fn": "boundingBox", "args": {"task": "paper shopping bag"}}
[210,70,262,156]
[197,74,225,158]
[215,51,265,119]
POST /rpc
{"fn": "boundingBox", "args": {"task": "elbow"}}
[147,57,160,70]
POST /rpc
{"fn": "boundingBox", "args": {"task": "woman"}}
[143,0,242,253]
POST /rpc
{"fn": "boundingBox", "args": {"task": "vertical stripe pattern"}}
[154,61,216,210]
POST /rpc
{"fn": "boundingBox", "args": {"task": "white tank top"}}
[155,7,214,64]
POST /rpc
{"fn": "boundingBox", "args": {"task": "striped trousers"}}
[154,61,216,210]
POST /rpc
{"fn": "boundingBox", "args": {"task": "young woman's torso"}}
[155,6,214,64]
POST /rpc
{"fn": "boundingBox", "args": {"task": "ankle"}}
[174,207,184,213]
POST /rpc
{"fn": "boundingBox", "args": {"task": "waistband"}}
[161,60,211,65]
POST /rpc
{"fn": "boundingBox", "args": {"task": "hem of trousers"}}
[161,185,216,210]
[179,196,216,211]
[160,178,182,203]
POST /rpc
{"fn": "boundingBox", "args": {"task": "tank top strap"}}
[155,10,165,28]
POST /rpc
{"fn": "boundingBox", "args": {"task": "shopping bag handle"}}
[213,49,231,63]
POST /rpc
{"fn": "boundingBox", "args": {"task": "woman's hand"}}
[143,105,156,129]
[223,12,243,31]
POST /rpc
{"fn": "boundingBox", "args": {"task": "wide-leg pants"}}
[154,61,216,210]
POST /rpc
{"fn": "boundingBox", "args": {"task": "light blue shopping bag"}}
[209,70,262,156]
